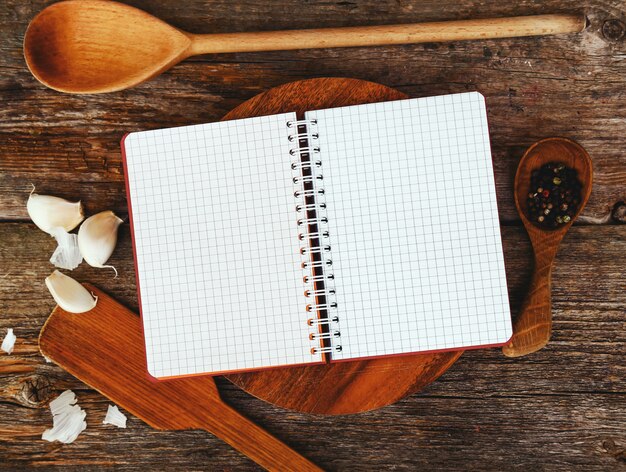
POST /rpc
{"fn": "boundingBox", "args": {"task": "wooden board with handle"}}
[223,78,463,414]
[39,285,322,472]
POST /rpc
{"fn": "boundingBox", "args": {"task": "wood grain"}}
[1,0,625,469]
[503,138,593,356]
[39,287,321,471]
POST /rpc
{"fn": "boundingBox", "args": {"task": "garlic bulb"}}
[27,187,84,235]
[78,211,123,275]
[45,270,97,313]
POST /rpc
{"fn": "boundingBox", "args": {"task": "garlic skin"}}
[49,227,83,270]
[45,270,97,313]
[78,211,123,274]
[103,404,127,428]
[42,390,87,444]
[27,188,84,235]
[1,328,16,354]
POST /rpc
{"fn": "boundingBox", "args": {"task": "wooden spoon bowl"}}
[502,137,592,357]
[24,0,192,94]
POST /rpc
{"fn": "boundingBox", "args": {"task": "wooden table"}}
[1,1,624,470]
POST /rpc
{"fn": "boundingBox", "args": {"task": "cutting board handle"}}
[202,402,323,471]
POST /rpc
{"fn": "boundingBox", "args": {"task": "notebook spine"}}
[287,118,341,357]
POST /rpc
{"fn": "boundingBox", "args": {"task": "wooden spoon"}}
[23,0,585,94]
[502,138,592,357]
[39,285,322,471]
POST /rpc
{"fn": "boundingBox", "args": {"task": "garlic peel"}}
[103,405,127,428]
[42,390,87,444]
[1,328,16,354]
[78,211,123,276]
[49,227,83,270]
[27,187,84,235]
[45,270,97,313]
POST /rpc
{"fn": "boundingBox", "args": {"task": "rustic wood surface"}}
[1,0,625,470]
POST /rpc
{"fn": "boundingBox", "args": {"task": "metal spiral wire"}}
[287,118,341,356]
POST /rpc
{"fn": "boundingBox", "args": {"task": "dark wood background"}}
[1,0,625,470]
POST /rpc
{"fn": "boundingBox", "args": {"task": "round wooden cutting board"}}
[223,78,463,415]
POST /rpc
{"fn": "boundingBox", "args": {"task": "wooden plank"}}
[2,0,625,469]
[1,1,625,222]
[1,385,624,470]
[0,222,624,469]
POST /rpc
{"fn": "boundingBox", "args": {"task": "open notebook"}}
[122,91,512,378]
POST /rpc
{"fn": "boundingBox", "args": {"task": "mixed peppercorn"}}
[526,162,582,228]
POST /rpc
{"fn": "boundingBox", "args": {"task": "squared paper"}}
[306,92,512,360]
[123,113,322,377]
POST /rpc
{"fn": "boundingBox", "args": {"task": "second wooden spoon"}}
[502,138,592,357]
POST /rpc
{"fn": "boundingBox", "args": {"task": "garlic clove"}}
[45,270,97,313]
[78,211,123,275]
[27,186,84,235]
[49,227,83,270]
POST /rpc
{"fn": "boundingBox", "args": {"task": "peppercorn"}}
[526,162,582,229]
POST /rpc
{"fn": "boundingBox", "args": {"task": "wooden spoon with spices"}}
[23,0,586,94]
[502,138,592,357]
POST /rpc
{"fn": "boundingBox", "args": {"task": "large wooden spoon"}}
[23,0,585,93]
[502,138,592,357]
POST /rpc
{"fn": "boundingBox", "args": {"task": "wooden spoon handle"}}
[202,401,323,471]
[502,254,555,357]
[189,14,585,55]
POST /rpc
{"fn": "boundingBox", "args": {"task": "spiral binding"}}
[287,118,341,357]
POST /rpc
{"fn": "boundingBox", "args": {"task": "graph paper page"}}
[306,93,512,361]
[123,113,322,377]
